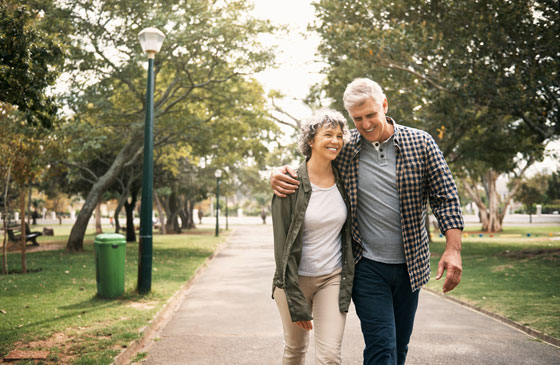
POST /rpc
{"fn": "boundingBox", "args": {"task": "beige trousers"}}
[274,269,347,365]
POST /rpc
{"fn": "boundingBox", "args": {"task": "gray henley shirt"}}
[357,135,406,264]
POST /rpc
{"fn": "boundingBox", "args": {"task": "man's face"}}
[348,97,389,142]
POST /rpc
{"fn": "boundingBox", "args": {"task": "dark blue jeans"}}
[352,257,420,365]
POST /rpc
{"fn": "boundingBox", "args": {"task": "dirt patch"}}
[496,248,560,259]
[127,301,157,311]
[491,264,514,272]
[181,230,213,235]
[4,243,65,253]
[5,332,76,364]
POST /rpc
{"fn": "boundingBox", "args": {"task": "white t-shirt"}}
[298,182,347,276]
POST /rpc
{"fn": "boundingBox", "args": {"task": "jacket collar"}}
[297,161,312,193]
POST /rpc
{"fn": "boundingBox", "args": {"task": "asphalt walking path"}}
[142,224,560,364]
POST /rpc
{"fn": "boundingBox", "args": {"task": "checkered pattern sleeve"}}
[424,134,464,233]
[334,129,364,263]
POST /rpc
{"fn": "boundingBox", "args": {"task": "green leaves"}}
[0,1,64,128]
[312,0,559,167]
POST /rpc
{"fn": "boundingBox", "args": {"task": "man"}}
[271,78,463,364]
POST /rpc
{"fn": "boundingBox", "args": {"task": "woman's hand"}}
[295,320,313,331]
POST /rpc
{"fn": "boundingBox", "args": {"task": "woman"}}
[271,109,354,364]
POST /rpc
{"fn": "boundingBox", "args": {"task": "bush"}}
[542,204,560,214]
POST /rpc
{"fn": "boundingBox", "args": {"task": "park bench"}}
[6,223,43,246]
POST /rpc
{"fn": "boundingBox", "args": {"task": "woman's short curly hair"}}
[298,109,349,159]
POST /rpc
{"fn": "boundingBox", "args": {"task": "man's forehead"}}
[350,98,378,113]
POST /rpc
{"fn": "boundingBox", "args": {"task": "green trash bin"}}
[94,233,126,298]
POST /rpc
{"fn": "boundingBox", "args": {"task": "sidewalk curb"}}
[423,287,560,348]
[112,229,236,365]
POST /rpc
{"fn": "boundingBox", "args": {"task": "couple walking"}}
[270,78,464,364]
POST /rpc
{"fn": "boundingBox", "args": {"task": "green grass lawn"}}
[427,225,560,339]
[34,223,98,247]
[0,227,226,364]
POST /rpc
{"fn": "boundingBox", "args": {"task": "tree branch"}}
[380,61,452,94]
[57,161,99,181]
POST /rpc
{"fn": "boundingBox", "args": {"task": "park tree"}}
[513,173,548,223]
[0,1,64,128]
[51,0,278,251]
[0,109,48,274]
[546,171,560,203]
[311,0,559,232]
[0,0,65,272]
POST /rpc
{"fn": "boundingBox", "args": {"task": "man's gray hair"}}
[298,109,349,159]
[343,78,386,111]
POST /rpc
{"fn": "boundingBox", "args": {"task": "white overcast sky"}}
[251,0,323,124]
[249,0,558,175]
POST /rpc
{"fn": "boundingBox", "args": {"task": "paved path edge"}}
[112,229,236,365]
[423,287,560,348]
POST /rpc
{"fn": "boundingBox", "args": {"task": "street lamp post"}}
[215,169,222,237]
[137,27,165,294]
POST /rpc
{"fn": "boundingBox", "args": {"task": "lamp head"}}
[138,27,165,57]
[215,169,223,178]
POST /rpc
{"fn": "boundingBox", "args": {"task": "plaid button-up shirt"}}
[334,118,464,291]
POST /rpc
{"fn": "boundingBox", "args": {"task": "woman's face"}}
[310,124,344,161]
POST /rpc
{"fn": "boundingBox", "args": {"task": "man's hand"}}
[436,228,462,293]
[295,320,313,331]
[270,166,299,197]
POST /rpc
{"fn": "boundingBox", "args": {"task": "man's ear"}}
[383,98,388,114]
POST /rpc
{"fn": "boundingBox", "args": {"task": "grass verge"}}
[0,228,227,364]
[427,225,560,339]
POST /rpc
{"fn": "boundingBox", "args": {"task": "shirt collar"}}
[353,116,400,158]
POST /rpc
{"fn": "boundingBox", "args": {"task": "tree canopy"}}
[45,0,280,250]
[0,1,64,128]
[311,0,559,231]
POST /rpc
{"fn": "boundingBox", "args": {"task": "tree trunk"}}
[114,197,124,233]
[163,191,181,233]
[2,163,12,275]
[26,182,32,226]
[95,202,103,234]
[66,136,142,252]
[154,190,167,235]
[462,175,496,232]
[124,186,139,242]
[20,190,27,274]
[179,199,195,230]
[484,170,502,232]
[186,199,196,229]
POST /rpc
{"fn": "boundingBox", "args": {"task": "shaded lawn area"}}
[0,229,226,364]
[427,226,560,340]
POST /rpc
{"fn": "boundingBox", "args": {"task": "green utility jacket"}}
[271,162,355,322]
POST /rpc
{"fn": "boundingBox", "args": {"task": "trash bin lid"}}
[94,233,126,245]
